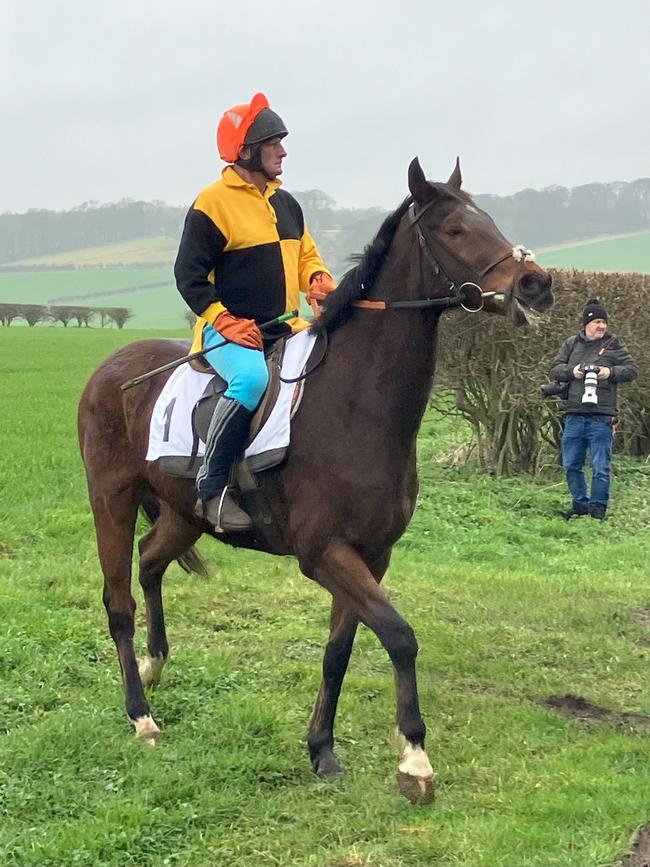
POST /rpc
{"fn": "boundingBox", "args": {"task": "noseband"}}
[353,198,534,314]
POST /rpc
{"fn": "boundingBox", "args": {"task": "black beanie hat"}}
[582,298,608,326]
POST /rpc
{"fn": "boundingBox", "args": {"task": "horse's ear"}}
[448,157,462,190]
[408,157,430,203]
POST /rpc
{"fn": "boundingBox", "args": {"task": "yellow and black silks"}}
[174,166,331,353]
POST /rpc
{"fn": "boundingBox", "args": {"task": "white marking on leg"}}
[399,741,434,779]
[396,729,433,778]
[132,714,161,747]
[138,652,167,688]
[395,729,435,804]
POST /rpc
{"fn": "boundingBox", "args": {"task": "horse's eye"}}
[446,226,463,237]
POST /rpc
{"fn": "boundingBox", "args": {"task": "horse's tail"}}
[139,491,209,579]
[175,545,210,579]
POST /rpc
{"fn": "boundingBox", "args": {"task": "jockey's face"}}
[259,137,287,178]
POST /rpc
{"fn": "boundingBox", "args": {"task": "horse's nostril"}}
[516,271,554,312]
[520,271,553,294]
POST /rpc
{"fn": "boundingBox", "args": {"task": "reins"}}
[279,330,329,384]
[295,193,537,384]
[352,197,534,315]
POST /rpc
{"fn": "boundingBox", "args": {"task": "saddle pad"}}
[146,329,317,464]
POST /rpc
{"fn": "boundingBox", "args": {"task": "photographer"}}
[549,299,637,520]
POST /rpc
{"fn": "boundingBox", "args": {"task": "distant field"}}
[5,229,650,274]
[537,230,650,272]
[7,235,178,267]
[0,266,186,330]
[2,229,648,331]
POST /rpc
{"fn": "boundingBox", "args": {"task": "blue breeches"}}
[202,324,269,412]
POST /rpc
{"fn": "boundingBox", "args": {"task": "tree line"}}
[474,179,650,248]
[0,303,135,329]
[1,178,649,271]
[0,199,182,265]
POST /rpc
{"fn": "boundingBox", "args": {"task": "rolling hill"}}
[1,229,649,330]
[5,236,177,268]
[536,229,650,272]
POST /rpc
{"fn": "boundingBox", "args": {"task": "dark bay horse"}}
[78,158,553,804]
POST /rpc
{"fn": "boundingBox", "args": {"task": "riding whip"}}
[120,310,298,391]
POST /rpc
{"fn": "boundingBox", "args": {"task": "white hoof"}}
[132,714,161,747]
[396,732,435,805]
[138,653,166,688]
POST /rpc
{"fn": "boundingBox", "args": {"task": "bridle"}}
[289,198,537,384]
[352,197,535,314]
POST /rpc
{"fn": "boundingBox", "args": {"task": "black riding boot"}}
[195,396,253,532]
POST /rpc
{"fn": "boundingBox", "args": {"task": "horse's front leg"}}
[306,541,434,804]
[307,550,392,777]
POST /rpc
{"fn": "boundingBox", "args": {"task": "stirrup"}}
[195,488,252,533]
[195,488,229,532]
[213,487,229,533]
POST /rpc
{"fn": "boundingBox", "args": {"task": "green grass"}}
[2,328,650,866]
[7,235,177,268]
[0,264,312,331]
[537,230,650,273]
[2,227,649,335]
[0,266,185,330]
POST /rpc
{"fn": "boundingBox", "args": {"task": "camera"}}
[540,381,569,400]
[581,364,600,405]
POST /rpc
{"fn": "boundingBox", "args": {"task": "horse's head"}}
[407,158,553,324]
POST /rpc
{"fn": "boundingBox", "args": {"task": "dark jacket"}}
[549,330,637,416]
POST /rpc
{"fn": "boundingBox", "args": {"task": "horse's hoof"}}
[132,714,162,747]
[313,749,344,778]
[138,653,166,689]
[396,770,435,805]
[395,734,435,804]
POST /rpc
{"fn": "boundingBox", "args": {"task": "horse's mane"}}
[315,196,413,333]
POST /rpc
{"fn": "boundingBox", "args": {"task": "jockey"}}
[175,92,335,532]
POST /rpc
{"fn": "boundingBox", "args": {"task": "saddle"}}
[156,337,292,480]
[150,330,325,550]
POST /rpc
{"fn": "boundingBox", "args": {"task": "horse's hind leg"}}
[307,541,434,805]
[307,550,391,777]
[137,505,202,688]
[91,480,160,745]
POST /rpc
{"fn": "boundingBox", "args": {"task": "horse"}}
[78,157,553,804]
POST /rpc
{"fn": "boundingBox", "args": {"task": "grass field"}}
[1,228,649,333]
[7,229,650,275]
[0,261,311,331]
[0,266,185,330]
[6,236,178,268]
[2,329,650,866]
[537,231,650,273]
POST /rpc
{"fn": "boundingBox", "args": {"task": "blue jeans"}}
[202,324,269,412]
[561,414,614,507]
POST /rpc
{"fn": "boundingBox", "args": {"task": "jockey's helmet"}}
[217,92,288,164]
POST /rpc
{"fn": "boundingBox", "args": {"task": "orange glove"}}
[214,311,263,350]
[306,272,336,304]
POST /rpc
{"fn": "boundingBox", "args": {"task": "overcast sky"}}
[2,0,649,214]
